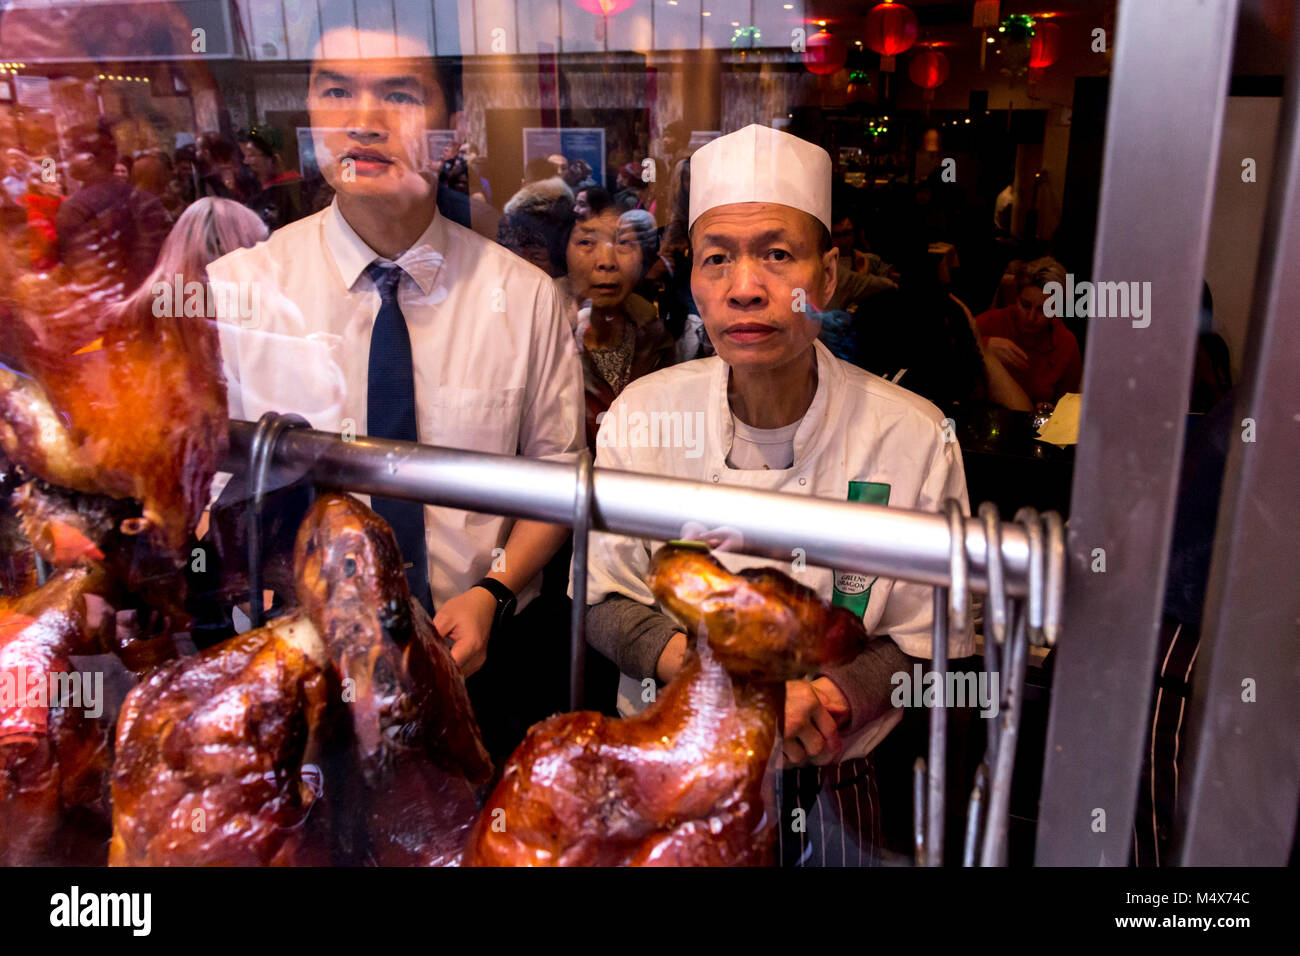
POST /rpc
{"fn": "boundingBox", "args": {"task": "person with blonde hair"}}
[974,255,1082,404]
[114,196,267,320]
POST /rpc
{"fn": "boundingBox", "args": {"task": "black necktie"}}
[365,261,432,613]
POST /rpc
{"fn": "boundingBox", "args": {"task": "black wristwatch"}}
[473,577,517,633]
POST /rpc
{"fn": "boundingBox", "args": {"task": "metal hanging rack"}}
[224,413,1066,866]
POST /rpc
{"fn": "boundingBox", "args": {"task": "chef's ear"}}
[819,232,838,306]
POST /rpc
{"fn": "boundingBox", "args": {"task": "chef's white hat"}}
[688,124,832,232]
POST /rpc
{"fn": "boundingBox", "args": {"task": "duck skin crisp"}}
[464,543,866,866]
[293,494,492,865]
[110,494,492,866]
[0,566,116,865]
[0,244,227,561]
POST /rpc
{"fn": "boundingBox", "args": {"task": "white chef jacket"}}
[583,339,972,761]
[208,199,584,612]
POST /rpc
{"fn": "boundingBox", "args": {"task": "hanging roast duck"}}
[109,494,492,866]
[464,543,867,866]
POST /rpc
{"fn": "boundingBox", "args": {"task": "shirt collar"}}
[710,339,839,469]
[323,197,446,297]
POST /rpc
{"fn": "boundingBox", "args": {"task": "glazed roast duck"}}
[0,565,118,865]
[109,494,492,866]
[0,229,227,568]
[464,543,866,867]
[0,200,229,862]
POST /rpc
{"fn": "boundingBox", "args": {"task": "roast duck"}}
[1,204,493,865]
[109,494,492,866]
[0,211,228,862]
[0,232,227,603]
[464,543,866,866]
[0,565,117,864]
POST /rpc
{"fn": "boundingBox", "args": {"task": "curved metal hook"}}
[946,498,968,633]
[568,449,595,711]
[1043,511,1066,646]
[981,598,1030,866]
[979,501,1006,647]
[247,411,309,630]
[1014,507,1045,647]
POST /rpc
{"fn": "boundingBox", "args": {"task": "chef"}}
[581,124,972,866]
[209,20,583,759]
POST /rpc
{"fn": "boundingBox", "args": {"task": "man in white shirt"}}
[581,125,971,865]
[210,22,583,757]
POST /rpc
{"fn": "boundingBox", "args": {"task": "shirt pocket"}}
[419,385,525,455]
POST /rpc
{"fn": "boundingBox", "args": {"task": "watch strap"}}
[474,576,515,607]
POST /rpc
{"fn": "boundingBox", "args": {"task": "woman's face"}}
[1014,285,1050,334]
[573,189,589,218]
[566,209,642,309]
[240,142,276,183]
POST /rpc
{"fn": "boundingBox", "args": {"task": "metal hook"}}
[980,502,1008,767]
[980,502,1007,647]
[568,449,594,711]
[927,584,948,867]
[1015,507,1046,647]
[981,598,1030,866]
[912,756,927,867]
[922,498,967,867]
[962,762,989,867]
[946,498,968,633]
[1043,512,1066,647]
[247,411,309,630]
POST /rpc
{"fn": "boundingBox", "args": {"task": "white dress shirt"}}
[584,340,972,761]
[209,199,584,612]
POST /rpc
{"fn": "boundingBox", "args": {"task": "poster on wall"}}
[522,127,606,187]
[425,129,458,170]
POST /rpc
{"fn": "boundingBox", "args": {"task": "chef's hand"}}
[434,586,497,677]
[986,336,1029,371]
[782,678,850,767]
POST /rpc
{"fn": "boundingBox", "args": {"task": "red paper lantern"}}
[803,29,848,76]
[865,1,918,71]
[1029,20,1062,69]
[573,0,636,16]
[909,48,950,90]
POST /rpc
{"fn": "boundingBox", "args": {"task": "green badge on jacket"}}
[833,480,891,617]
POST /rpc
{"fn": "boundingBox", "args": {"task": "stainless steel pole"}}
[223,421,1035,594]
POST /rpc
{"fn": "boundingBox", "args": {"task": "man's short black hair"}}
[309,5,462,117]
[576,186,614,219]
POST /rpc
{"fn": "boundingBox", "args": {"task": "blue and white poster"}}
[522,127,606,186]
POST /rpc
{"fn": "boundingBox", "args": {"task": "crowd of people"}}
[0,98,1092,430]
[6,14,1244,869]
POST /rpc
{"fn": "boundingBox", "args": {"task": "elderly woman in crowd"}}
[555,187,674,447]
